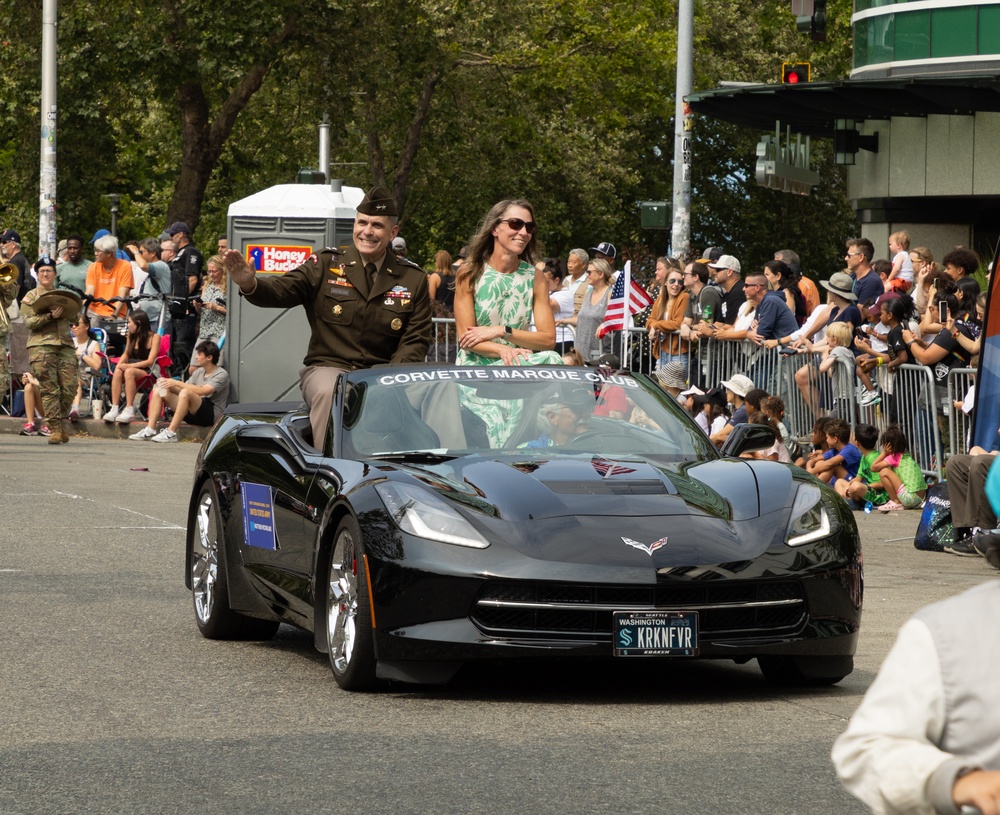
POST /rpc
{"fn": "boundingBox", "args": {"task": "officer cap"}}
[357,186,398,217]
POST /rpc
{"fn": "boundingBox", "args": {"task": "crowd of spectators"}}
[2,222,230,441]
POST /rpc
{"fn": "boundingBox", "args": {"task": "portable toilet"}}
[226,182,364,403]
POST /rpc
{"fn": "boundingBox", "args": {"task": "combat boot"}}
[47,423,69,444]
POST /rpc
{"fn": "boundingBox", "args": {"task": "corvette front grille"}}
[472,580,806,640]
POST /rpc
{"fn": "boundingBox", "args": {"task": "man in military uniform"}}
[222,186,432,447]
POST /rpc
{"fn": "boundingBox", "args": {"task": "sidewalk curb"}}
[0,414,209,443]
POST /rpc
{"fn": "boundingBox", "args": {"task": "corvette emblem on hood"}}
[622,536,668,556]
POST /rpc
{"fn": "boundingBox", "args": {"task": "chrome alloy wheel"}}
[327,526,359,675]
[191,489,220,625]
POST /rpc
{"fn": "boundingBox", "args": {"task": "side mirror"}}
[721,423,776,458]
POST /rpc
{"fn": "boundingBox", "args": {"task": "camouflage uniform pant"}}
[28,344,76,424]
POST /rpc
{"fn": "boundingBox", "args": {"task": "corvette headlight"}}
[375,482,490,549]
[786,484,832,547]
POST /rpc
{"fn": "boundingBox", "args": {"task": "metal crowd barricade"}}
[878,363,943,479]
[772,350,856,439]
[424,320,951,479]
[429,318,457,363]
[948,367,976,458]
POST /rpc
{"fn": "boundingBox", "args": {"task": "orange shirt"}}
[86,259,134,317]
[799,276,821,315]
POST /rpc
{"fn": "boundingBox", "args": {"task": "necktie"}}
[365,262,377,288]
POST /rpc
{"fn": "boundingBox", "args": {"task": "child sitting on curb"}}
[871,424,927,512]
[803,415,836,472]
[835,423,887,510]
[811,418,862,486]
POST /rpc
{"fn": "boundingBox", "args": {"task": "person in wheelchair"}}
[518,387,594,448]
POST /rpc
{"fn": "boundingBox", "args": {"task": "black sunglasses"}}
[499,218,537,234]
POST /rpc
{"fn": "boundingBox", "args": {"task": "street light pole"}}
[38,0,57,259]
[671,0,694,260]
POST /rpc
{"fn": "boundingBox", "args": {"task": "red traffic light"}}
[782,62,811,84]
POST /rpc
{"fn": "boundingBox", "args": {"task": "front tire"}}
[326,516,377,690]
[190,481,279,640]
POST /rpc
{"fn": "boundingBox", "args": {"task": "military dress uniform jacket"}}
[244,245,432,370]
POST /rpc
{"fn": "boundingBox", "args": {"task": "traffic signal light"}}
[782,62,811,84]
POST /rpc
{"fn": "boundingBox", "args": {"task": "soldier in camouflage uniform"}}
[21,257,76,444]
[0,272,17,406]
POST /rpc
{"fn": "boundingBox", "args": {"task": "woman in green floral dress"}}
[454,199,563,445]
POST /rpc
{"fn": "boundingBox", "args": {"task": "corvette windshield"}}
[342,367,718,460]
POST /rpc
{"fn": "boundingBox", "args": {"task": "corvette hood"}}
[400,454,795,523]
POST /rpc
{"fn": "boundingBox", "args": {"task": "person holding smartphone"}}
[903,278,980,407]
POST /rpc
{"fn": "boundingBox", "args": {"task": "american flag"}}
[597,262,653,338]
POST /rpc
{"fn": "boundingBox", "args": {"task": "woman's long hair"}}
[650,256,683,320]
[434,250,452,276]
[128,308,154,355]
[457,199,538,292]
[765,259,806,325]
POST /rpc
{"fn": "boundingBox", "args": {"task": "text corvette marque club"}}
[185,364,862,690]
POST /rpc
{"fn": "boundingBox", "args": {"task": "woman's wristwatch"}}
[504,325,513,337]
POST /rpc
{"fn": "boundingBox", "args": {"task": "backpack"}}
[913,482,954,552]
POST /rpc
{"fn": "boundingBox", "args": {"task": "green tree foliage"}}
[0,0,856,276]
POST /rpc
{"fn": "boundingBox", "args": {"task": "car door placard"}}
[242,482,277,550]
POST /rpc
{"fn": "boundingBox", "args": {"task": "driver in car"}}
[519,387,594,448]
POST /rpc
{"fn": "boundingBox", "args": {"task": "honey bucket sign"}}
[245,243,313,273]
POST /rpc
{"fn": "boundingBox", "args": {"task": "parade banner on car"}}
[242,482,277,550]
[973,237,1000,450]
[245,243,313,273]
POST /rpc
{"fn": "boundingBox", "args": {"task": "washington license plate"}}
[613,611,699,656]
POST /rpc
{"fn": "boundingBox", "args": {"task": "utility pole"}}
[671,0,694,260]
[38,0,57,258]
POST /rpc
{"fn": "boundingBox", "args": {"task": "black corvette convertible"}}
[185,364,862,690]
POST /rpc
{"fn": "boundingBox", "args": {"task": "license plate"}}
[613,611,699,656]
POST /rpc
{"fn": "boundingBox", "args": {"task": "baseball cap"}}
[391,237,407,253]
[167,221,191,237]
[721,374,755,398]
[90,228,110,244]
[873,291,900,310]
[708,255,741,274]
[699,246,723,263]
[1,229,21,243]
[589,242,616,260]
[679,385,705,399]
[550,386,595,410]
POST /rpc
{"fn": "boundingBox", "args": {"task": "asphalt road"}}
[1,435,993,815]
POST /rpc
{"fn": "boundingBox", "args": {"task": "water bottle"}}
[864,501,873,514]
[702,304,713,322]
